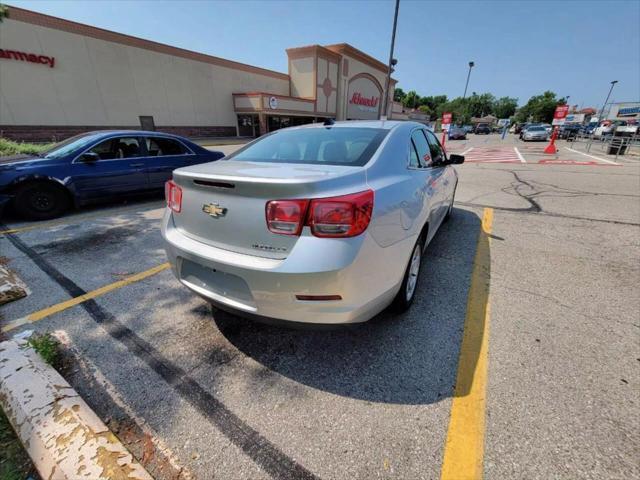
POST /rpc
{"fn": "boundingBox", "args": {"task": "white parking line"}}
[513,147,526,163]
[565,147,621,165]
[462,147,474,155]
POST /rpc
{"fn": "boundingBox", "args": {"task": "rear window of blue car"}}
[227,127,388,166]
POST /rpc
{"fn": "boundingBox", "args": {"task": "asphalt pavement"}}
[0,133,638,479]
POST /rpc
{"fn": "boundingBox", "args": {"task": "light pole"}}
[599,80,618,121]
[462,61,474,100]
[381,0,400,120]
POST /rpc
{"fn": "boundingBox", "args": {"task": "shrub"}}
[0,138,54,156]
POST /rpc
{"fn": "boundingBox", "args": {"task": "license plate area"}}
[179,258,255,307]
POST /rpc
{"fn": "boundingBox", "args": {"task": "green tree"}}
[402,90,420,109]
[515,91,563,123]
[467,93,496,118]
[0,4,9,22]
[417,105,432,116]
[493,96,518,119]
[393,87,406,103]
[439,97,468,124]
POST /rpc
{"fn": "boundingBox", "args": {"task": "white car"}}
[162,121,464,325]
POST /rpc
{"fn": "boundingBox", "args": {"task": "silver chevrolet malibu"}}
[161,120,464,324]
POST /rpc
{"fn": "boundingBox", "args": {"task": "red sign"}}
[0,49,55,68]
[554,105,569,120]
[442,112,452,124]
[349,92,379,107]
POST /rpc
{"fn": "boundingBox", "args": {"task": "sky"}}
[8,0,640,108]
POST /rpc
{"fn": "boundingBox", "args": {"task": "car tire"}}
[392,234,424,312]
[12,181,71,220]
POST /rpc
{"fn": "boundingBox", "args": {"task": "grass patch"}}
[0,408,36,480]
[27,333,61,370]
[0,138,53,157]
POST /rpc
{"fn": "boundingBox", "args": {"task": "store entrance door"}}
[237,115,259,137]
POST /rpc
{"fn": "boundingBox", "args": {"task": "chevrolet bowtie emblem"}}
[202,203,227,218]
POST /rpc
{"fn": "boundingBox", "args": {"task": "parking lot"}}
[1,134,639,479]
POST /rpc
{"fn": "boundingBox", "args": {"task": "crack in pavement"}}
[456,202,640,227]
[459,169,640,226]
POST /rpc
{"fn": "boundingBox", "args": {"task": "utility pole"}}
[599,80,618,121]
[462,61,474,100]
[381,0,400,120]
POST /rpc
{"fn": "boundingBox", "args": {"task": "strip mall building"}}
[0,6,410,142]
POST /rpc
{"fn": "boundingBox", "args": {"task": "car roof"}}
[287,120,411,131]
[83,130,189,140]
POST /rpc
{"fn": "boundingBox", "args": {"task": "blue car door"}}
[70,136,150,201]
[143,136,199,189]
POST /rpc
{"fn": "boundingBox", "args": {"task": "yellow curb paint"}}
[1,263,170,333]
[440,208,493,480]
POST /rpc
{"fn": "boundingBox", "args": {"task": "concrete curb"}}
[0,264,28,306]
[0,340,153,480]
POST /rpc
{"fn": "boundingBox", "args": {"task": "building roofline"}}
[286,44,342,61]
[4,5,289,81]
[323,43,389,74]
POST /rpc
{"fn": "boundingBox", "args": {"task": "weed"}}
[27,333,60,369]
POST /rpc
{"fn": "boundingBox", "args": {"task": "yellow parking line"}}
[0,201,164,235]
[1,263,170,333]
[440,208,493,480]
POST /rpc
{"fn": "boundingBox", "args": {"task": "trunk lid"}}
[171,160,366,259]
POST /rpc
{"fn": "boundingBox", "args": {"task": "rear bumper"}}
[161,210,409,324]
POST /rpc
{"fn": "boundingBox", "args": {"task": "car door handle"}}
[129,163,144,167]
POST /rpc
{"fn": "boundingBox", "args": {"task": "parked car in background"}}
[474,123,491,134]
[519,123,541,139]
[162,121,464,324]
[448,126,467,140]
[593,120,630,138]
[583,122,598,135]
[462,125,474,133]
[0,130,224,220]
[541,124,552,134]
[521,125,549,141]
[559,124,583,139]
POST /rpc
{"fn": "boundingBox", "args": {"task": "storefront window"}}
[267,115,317,132]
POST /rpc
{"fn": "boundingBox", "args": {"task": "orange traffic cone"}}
[544,127,559,154]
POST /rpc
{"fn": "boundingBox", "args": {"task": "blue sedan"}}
[0,130,224,220]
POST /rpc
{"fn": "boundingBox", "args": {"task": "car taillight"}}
[165,180,182,213]
[266,199,309,235]
[308,190,374,237]
[265,190,374,238]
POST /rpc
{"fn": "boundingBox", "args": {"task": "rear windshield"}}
[227,127,388,166]
[529,127,545,131]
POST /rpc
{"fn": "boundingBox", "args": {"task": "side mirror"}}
[81,152,99,162]
[449,154,465,165]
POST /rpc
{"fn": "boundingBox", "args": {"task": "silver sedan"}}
[161,121,463,324]
[522,126,549,141]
